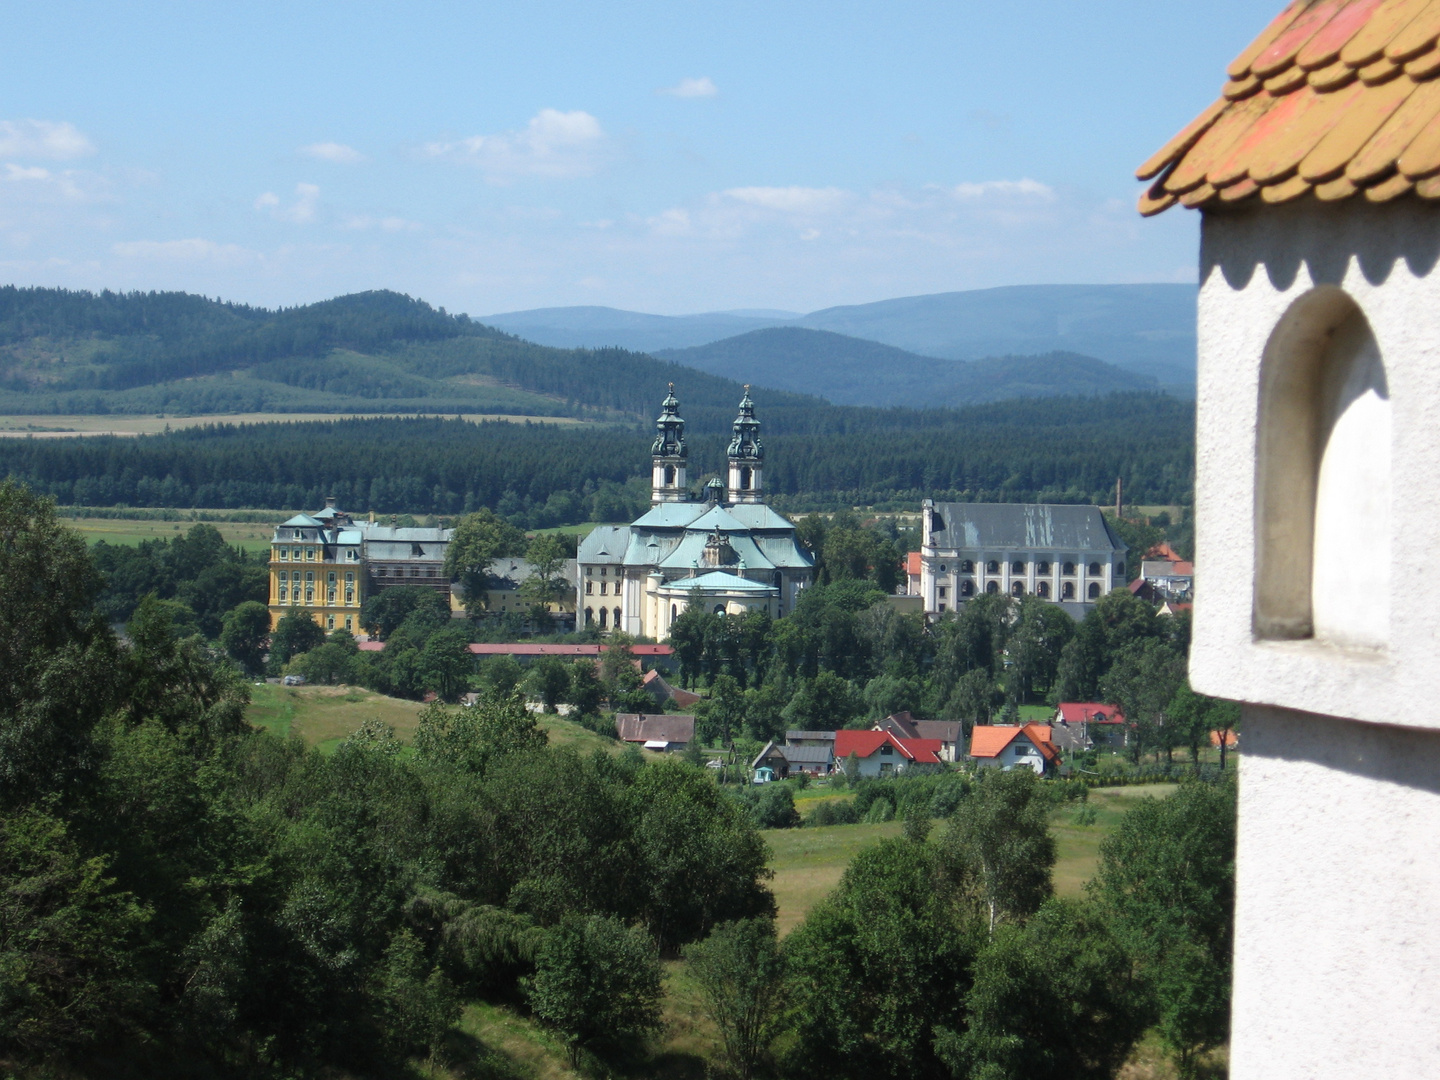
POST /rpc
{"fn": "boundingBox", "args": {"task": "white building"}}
[1140,4,1440,1076]
[918,501,1126,616]
[575,386,814,637]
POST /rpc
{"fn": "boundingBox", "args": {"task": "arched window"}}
[599,608,608,629]
[1062,582,1075,599]
[671,604,677,620]
[585,606,593,624]
[1011,582,1024,596]
[1063,562,1076,575]
[664,464,675,485]
[986,560,1000,574]
[740,466,752,489]
[1011,560,1025,575]
[960,560,973,573]
[713,604,726,615]
[1255,287,1389,648]
[1088,562,1102,576]
[1116,562,1125,578]
[960,580,974,597]
[1037,581,1050,598]
[613,607,622,627]
[1037,561,1051,574]
[985,581,999,594]
[1088,582,1101,599]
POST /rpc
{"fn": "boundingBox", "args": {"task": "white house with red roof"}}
[967,724,1061,775]
[832,730,944,778]
[1051,702,1127,751]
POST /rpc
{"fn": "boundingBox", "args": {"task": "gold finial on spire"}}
[668,381,675,393]
[744,384,750,393]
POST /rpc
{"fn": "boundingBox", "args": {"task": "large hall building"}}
[918,500,1127,618]
[575,386,814,637]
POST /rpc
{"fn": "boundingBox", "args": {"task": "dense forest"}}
[0,392,1194,519]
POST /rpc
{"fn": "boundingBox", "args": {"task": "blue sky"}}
[0,1,1273,315]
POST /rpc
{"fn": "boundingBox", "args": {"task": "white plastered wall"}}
[1194,198,1440,729]
[1195,199,1440,1080]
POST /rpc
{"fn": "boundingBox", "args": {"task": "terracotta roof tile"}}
[1140,0,1440,214]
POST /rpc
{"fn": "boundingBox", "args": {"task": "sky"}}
[0,1,1277,317]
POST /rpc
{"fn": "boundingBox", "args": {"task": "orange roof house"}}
[968,723,1060,774]
[1139,0,1440,214]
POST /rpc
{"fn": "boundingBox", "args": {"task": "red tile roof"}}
[906,551,922,576]
[1139,0,1440,214]
[833,730,944,764]
[1055,702,1126,726]
[1211,728,1240,748]
[354,641,673,657]
[615,713,696,744]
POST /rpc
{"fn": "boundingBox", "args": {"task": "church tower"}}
[726,386,764,504]
[650,383,688,504]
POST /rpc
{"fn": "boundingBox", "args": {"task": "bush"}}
[803,799,861,828]
[525,914,662,1066]
[730,783,802,830]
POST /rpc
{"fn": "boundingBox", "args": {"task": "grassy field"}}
[0,411,588,437]
[67,516,277,552]
[245,683,625,758]
[763,819,906,935]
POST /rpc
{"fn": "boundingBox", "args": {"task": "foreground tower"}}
[726,386,764,504]
[1141,3,1440,1077]
[651,383,688,504]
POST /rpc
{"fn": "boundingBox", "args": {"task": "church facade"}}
[575,386,814,637]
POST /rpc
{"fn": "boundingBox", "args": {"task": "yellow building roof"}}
[1139,0,1440,214]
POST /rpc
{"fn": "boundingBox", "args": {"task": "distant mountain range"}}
[655,327,1156,407]
[482,283,1199,389]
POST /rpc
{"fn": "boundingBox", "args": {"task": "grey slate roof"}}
[780,744,833,765]
[786,730,838,743]
[576,525,631,564]
[630,503,706,529]
[931,503,1125,554]
[615,714,696,744]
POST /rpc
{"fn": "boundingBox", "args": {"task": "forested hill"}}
[0,285,825,427]
[656,327,1157,407]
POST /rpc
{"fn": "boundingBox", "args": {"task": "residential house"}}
[1130,542,1195,603]
[614,713,695,752]
[968,724,1060,775]
[832,730,944,778]
[1050,702,1126,751]
[785,730,838,749]
[750,741,834,778]
[873,712,964,762]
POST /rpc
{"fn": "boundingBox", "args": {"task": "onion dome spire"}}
[727,385,763,461]
[651,382,687,459]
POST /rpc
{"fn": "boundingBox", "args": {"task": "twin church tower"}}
[650,382,765,505]
[574,384,814,637]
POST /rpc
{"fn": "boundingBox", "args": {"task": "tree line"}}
[0,392,1194,523]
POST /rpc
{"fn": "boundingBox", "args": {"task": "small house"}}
[832,730,944,777]
[873,712,965,762]
[614,713,696,752]
[968,724,1060,775]
[1050,702,1126,751]
[750,741,834,777]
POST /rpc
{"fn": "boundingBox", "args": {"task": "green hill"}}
[656,327,1156,407]
[0,285,825,427]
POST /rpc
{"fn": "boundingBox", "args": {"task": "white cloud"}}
[0,119,95,160]
[300,141,366,164]
[4,164,51,182]
[343,214,422,233]
[722,186,851,214]
[256,182,320,223]
[646,208,691,236]
[421,109,608,183]
[657,76,718,99]
[952,178,1055,201]
[111,238,256,264]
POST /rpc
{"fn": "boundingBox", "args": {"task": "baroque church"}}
[575,385,815,637]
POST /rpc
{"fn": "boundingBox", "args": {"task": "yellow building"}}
[268,505,366,633]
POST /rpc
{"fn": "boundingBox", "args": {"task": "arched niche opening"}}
[1254,286,1390,649]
